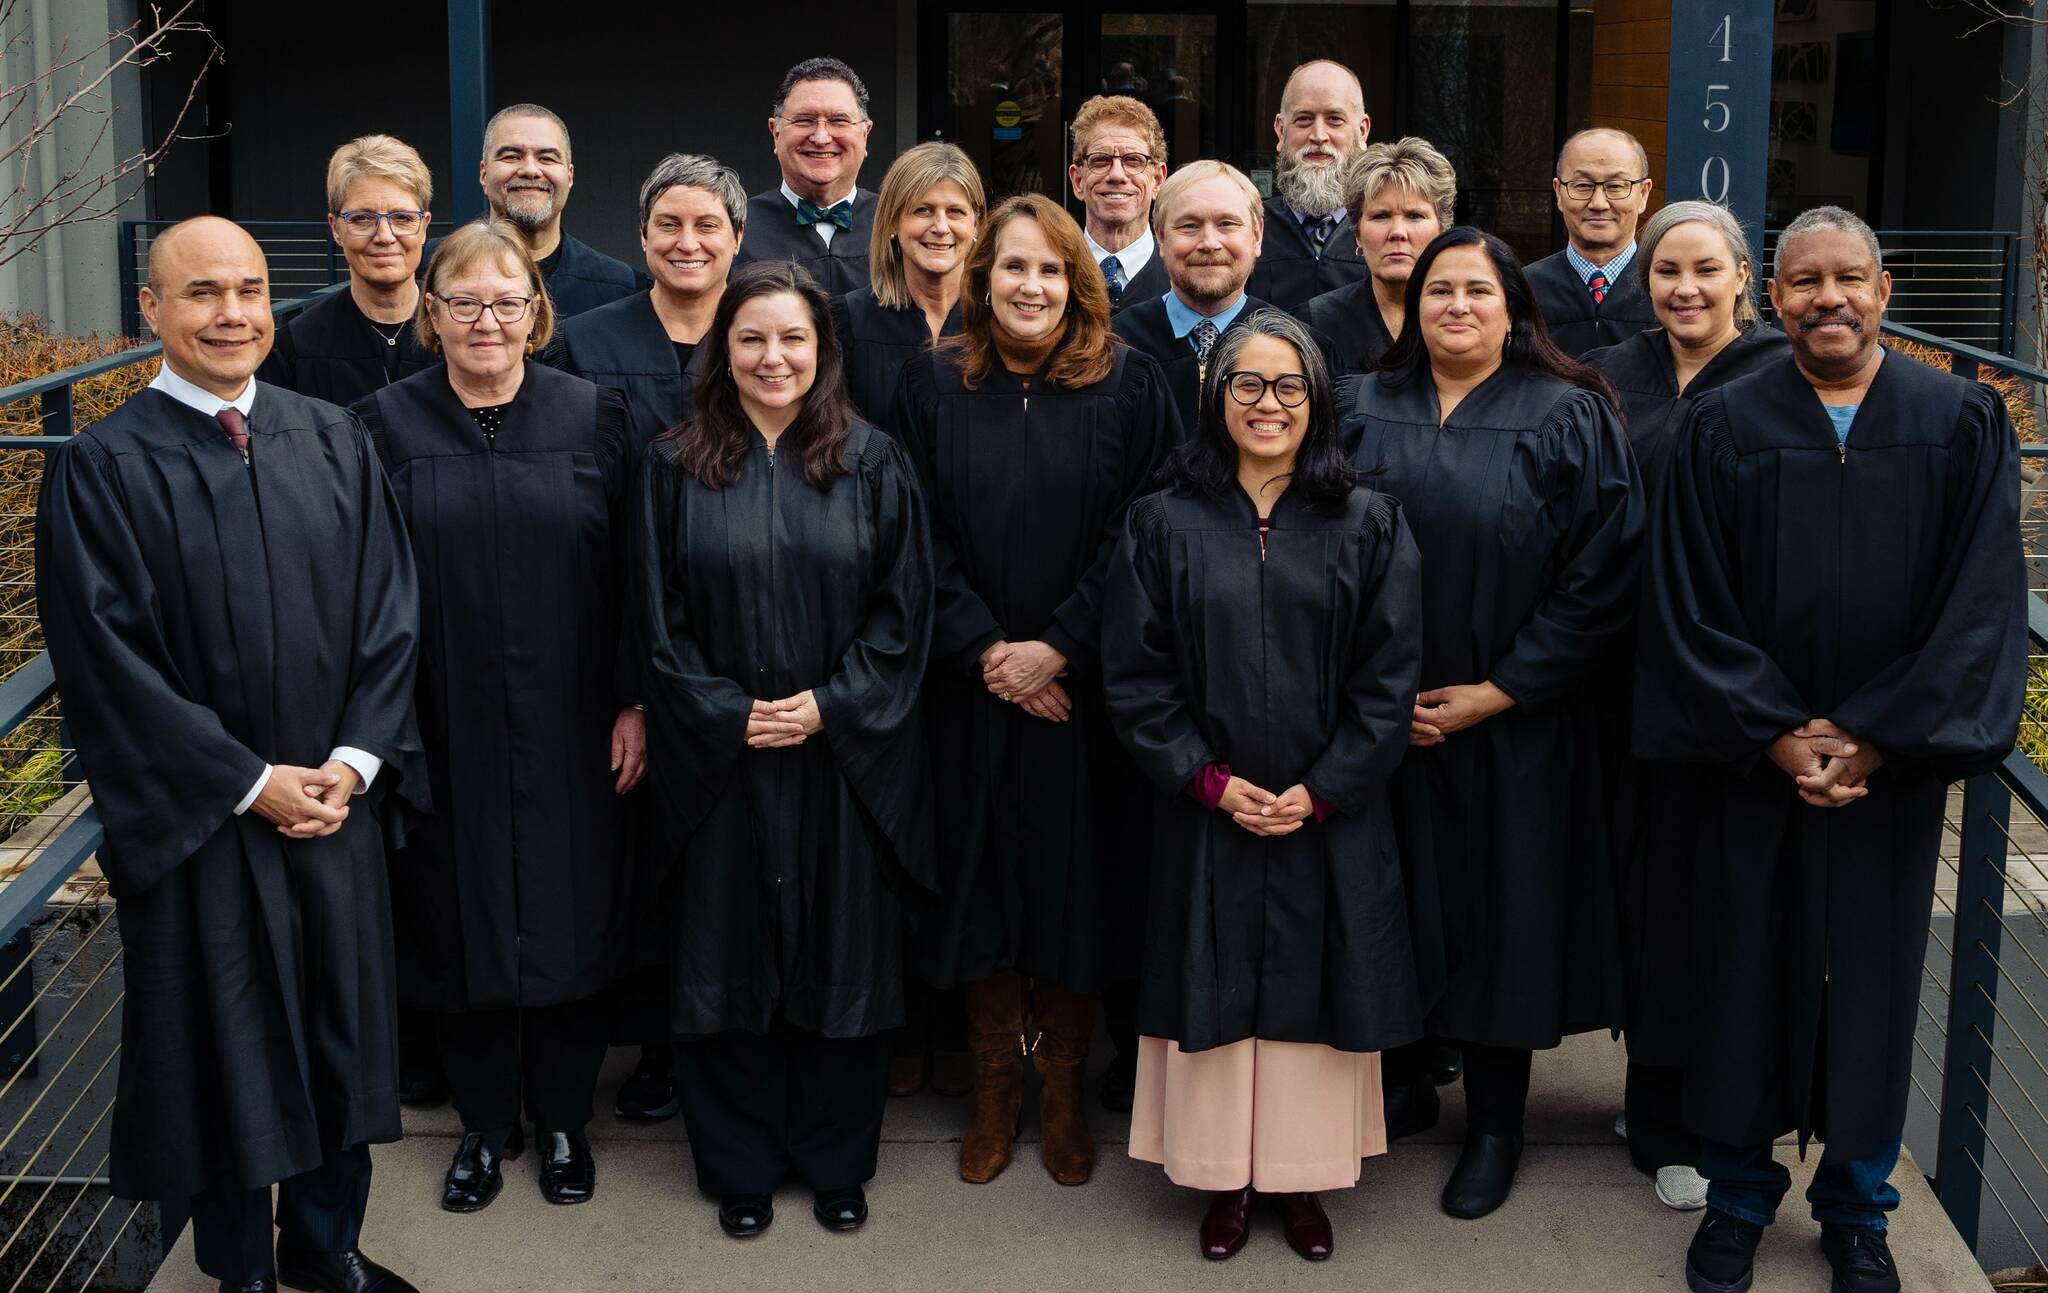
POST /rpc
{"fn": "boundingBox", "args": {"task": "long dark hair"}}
[1375,225,1619,407]
[1163,309,1360,511]
[665,260,853,490]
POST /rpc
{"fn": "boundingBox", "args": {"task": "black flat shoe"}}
[1384,1074,1441,1140]
[813,1185,868,1231]
[274,1246,418,1293]
[1099,1052,1137,1113]
[441,1124,522,1213]
[221,1280,276,1292]
[615,1050,680,1122]
[1440,1131,1523,1219]
[1820,1223,1899,1293]
[537,1128,595,1205]
[1686,1208,1764,1293]
[719,1192,774,1238]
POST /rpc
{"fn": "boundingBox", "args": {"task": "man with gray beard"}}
[1247,60,1371,312]
[476,103,644,318]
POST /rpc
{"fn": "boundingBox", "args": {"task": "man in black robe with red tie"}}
[35,217,424,1293]
[1635,206,2024,1293]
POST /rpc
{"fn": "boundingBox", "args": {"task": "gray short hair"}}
[1774,205,1883,278]
[484,103,572,164]
[1640,200,1759,325]
[1555,126,1648,179]
[637,153,747,235]
[773,57,870,120]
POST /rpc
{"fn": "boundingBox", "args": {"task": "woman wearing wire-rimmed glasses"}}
[260,134,439,406]
[352,218,641,1216]
[1105,309,1423,1262]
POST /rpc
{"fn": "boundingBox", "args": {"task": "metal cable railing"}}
[1762,231,2020,353]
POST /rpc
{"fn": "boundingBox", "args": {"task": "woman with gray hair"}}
[1302,137,1457,370]
[1585,199,1786,1214]
[548,152,748,450]
[1105,309,1423,1261]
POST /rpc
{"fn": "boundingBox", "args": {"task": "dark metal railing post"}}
[116,221,140,340]
[38,386,72,439]
[2000,232,2020,356]
[1937,771,2014,1250]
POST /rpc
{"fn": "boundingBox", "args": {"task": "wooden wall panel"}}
[1591,0,1672,210]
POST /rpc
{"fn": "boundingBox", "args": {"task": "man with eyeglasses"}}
[1068,94,1170,315]
[1527,127,1657,357]
[732,57,877,297]
[262,135,440,421]
[474,103,645,319]
[1247,60,1371,313]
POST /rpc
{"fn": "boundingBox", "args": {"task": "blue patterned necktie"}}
[795,197,855,230]
[1305,213,1338,252]
[1100,254,1126,302]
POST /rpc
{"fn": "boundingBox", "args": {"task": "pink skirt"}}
[1127,1034,1386,1193]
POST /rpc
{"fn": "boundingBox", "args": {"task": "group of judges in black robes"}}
[31,49,2028,1293]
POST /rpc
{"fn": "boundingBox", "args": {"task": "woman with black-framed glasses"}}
[1104,309,1422,1262]
[259,134,439,405]
[353,218,641,1215]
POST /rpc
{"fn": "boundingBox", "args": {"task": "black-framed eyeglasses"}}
[1080,151,1154,174]
[335,209,428,237]
[434,295,534,324]
[1558,178,1648,202]
[1222,371,1310,407]
[781,114,865,134]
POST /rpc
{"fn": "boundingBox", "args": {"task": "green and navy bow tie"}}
[796,198,855,230]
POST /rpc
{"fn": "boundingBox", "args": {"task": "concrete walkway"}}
[149,1033,1988,1292]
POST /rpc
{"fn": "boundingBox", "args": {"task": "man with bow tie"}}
[732,57,878,297]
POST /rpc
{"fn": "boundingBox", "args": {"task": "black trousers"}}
[677,1020,889,1196]
[891,967,966,1058]
[187,1143,370,1283]
[437,996,611,1135]
[1101,976,1139,1070]
[1461,1042,1534,1137]
[1625,1060,1699,1172]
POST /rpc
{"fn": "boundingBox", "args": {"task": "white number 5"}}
[1705,84,1731,133]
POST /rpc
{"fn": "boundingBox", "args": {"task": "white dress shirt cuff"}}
[329,747,382,794]
[235,765,273,816]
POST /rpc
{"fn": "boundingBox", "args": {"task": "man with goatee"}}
[476,103,644,318]
[1248,60,1371,312]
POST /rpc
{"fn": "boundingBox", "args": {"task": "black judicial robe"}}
[258,286,437,406]
[637,421,937,1038]
[1526,249,1658,359]
[1586,323,1789,1064]
[1111,296,1346,443]
[1302,277,1398,372]
[1110,251,1170,315]
[1104,485,1425,1054]
[732,189,879,298]
[1339,364,1643,1047]
[537,233,647,319]
[830,285,961,429]
[1633,349,2024,1157]
[1246,197,1367,314]
[894,345,1176,991]
[356,362,636,1012]
[547,289,713,450]
[35,384,423,1203]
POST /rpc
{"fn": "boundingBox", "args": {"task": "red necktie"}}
[215,407,248,454]
[1589,271,1608,306]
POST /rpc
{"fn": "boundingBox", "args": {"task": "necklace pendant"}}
[385,334,397,346]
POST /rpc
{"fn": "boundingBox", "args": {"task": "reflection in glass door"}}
[1098,14,1219,172]
[941,13,1065,204]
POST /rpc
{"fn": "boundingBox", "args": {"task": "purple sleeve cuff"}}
[1308,787,1336,822]
[1186,762,1231,810]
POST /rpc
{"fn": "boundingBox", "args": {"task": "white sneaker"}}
[1613,1110,1628,1139]
[1656,1165,1710,1211]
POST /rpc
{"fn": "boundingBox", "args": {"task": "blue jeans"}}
[1697,1137,1902,1231]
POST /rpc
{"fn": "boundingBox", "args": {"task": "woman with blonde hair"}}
[833,142,985,429]
[261,133,438,404]
[1302,136,1457,371]
[893,193,1174,1188]
[354,219,640,1215]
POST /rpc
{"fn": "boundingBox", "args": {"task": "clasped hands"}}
[251,760,359,838]
[746,690,824,749]
[1218,778,1315,837]
[979,640,1071,723]
[1768,717,1884,808]
[1410,681,1515,747]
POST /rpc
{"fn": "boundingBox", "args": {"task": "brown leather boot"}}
[1030,978,1097,1185]
[958,970,1027,1183]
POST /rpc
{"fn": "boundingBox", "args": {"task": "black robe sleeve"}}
[35,436,270,895]
[892,358,1007,671]
[595,388,642,708]
[1824,386,2024,777]
[1302,494,1423,815]
[1038,351,1176,680]
[1103,493,1224,793]
[1631,396,1813,764]
[1485,387,1645,706]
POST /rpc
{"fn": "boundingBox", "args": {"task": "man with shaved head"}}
[37,216,424,1293]
[1527,127,1657,356]
[1247,59,1371,312]
[1635,206,2024,1293]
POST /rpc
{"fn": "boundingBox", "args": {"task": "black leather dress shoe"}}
[1440,1131,1524,1219]
[537,1128,595,1204]
[1384,1075,1441,1140]
[274,1246,418,1293]
[220,1280,276,1292]
[1430,1041,1463,1086]
[441,1123,523,1213]
[813,1186,868,1231]
[718,1193,774,1238]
